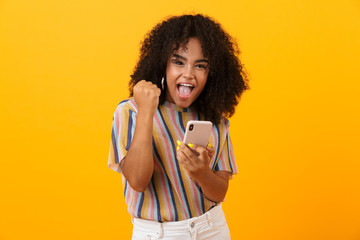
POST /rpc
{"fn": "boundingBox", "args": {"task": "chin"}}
[176,101,191,108]
[175,97,197,108]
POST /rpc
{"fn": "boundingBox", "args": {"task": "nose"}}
[182,65,194,79]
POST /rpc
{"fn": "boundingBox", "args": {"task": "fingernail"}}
[188,143,194,148]
[176,146,179,151]
[176,140,182,146]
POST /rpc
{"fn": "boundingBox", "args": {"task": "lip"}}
[177,82,195,99]
[177,81,195,86]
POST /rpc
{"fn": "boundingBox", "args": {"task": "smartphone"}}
[183,120,213,148]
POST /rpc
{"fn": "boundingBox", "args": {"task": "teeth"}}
[179,84,194,87]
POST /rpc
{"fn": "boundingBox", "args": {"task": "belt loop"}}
[158,222,163,239]
[206,211,213,228]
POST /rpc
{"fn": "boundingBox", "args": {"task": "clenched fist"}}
[133,80,161,116]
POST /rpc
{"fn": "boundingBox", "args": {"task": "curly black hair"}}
[129,14,249,124]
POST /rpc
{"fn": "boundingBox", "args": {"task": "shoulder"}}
[214,116,230,131]
[211,116,231,143]
[113,98,138,116]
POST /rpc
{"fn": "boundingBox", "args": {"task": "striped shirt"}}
[108,98,237,222]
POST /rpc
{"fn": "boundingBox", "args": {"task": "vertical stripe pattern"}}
[108,98,238,222]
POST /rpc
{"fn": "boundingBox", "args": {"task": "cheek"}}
[166,66,181,80]
[197,73,209,88]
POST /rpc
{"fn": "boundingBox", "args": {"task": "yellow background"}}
[1,0,359,239]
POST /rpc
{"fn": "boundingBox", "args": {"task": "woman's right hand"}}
[133,80,161,116]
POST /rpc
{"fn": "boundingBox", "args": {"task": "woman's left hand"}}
[176,142,214,181]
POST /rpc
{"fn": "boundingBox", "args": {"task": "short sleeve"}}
[108,99,137,174]
[211,118,238,176]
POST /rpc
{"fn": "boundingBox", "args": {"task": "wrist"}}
[193,167,213,185]
[137,110,155,122]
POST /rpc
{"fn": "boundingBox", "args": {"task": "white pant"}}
[131,204,231,240]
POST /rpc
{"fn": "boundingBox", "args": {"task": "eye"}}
[196,64,208,69]
[171,59,184,66]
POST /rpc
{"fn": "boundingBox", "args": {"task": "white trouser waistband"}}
[132,204,229,240]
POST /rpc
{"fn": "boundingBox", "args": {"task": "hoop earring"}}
[161,77,165,91]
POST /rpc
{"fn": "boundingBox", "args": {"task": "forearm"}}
[195,170,229,203]
[121,111,154,192]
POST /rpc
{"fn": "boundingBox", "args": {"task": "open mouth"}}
[177,83,194,97]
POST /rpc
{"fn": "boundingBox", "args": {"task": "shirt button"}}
[190,222,195,228]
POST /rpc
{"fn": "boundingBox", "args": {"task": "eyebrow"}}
[172,54,209,63]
